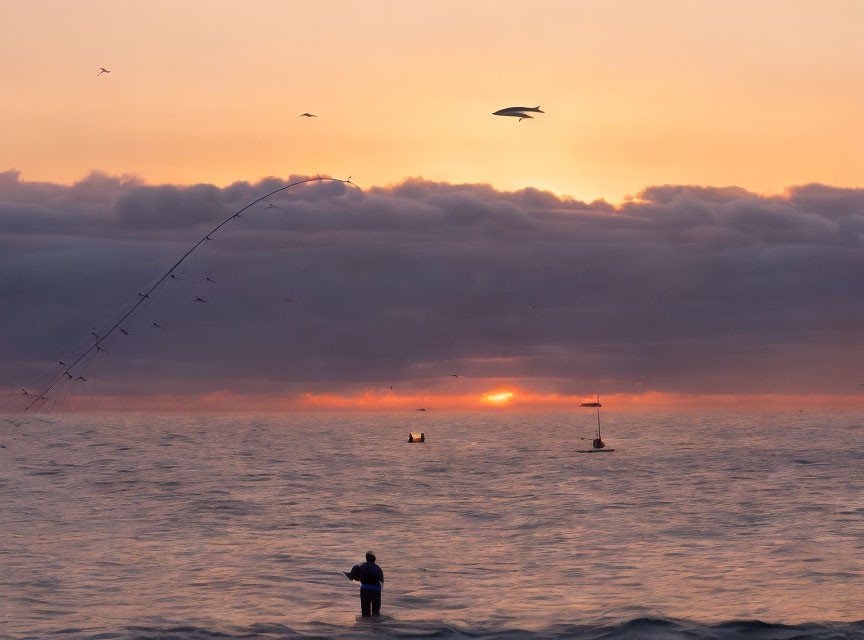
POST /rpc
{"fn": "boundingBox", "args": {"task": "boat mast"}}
[596,395,601,440]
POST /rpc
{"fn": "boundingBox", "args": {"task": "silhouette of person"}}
[592,437,605,449]
[345,551,384,616]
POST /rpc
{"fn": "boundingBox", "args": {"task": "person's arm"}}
[346,565,360,580]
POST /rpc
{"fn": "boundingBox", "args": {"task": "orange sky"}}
[1,0,862,202]
[58,388,864,413]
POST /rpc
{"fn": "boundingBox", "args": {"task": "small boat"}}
[577,395,614,453]
[408,432,425,443]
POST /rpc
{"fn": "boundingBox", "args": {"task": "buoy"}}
[408,432,425,443]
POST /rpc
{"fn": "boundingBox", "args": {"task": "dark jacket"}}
[349,561,384,589]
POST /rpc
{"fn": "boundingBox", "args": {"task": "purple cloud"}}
[1,170,863,403]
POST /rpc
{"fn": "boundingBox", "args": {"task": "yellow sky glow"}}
[1,0,862,201]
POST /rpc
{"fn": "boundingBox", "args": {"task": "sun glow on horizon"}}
[13,387,864,413]
[482,391,515,405]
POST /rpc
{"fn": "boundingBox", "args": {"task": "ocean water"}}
[1,412,863,639]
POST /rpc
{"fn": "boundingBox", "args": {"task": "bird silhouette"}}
[284,297,296,303]
[120,328,132,336]
[299,113,317,117]
[492,106,543,122]
[495,106,544,114]
[151,322,163,329]
[98,67,111,76]
[76,376,87,382]
[193,296,207,303]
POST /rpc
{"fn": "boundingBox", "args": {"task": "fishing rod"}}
[22,176,357,412]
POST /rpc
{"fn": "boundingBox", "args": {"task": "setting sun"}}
[482,391,515,404]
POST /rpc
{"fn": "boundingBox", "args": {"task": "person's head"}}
[366,551,376,563]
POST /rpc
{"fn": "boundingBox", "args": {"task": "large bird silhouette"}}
[493,106,544,122]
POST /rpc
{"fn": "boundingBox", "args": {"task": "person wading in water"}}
[344,551,384,616]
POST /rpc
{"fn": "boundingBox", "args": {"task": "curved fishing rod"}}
[24,176,357,412]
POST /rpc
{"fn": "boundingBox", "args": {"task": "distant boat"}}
[409,408,427,442]
[577,395,615,453]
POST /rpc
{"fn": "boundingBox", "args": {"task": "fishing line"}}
[8,176,358,417]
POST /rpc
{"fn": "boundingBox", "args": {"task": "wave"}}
[36,617,864,640]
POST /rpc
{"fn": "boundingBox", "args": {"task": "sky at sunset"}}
[2,1,864,411]
[2,0,863,200]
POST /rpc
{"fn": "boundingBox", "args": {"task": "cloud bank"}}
[2,170,864,407]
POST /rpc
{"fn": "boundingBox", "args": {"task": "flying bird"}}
[120,328,133,336]
[151,322,163,329]
[76,376,87,382]
[264,202,281,209]
[493,106,544,122]
[193,296,207,303]
[21,388,30,396]
[284,297,296,303]
[496,106,544,114]
[205,276,216,284]
[299,113,317,117]
[98,67,111,76]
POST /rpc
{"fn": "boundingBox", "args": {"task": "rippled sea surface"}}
[2,412,864,639]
